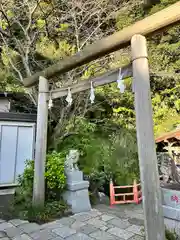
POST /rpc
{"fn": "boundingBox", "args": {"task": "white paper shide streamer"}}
[48,92,53,109]
[66,87,73,106]
[90,81,95,104]
[48,98,53,109]
[117,68,125,93]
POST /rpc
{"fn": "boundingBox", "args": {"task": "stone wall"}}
[162,187,180,221]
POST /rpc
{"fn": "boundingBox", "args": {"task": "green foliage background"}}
[10,152,67,223]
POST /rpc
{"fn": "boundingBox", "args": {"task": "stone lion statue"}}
[65,150,79,172]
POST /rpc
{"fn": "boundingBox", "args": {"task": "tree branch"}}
[26,0,41,32]
[0,3,12,36]
[0,33,24,82]
[0,27,10,38]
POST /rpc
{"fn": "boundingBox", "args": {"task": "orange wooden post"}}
[110,180,115,206]
[133,180,139,204]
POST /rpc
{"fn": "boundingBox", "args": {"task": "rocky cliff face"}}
[157,152,180,185]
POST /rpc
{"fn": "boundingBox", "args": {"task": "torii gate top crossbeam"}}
[23,2,180,88]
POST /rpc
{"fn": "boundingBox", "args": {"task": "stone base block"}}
[63,186,91,214]
[66,171,83,184]
[162,205,180,221]
[67,181,89,191]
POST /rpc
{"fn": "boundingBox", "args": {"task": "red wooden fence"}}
[110,179,142,206]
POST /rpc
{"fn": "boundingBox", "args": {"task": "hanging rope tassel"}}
[66,87,73,106]
[48,92,53,109]
[90,81,95,103]
[117,68,125,93]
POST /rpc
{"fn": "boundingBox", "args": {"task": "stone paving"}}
[0,204,179,240]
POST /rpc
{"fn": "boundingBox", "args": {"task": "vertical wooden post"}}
[133,180,138,204]
[110,180,115,206]
[131,34,165,240]
[33,76,49,206]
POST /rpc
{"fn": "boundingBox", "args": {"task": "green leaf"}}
[57,23,69,32]
[7,10,14,18]
[36,19,46,29]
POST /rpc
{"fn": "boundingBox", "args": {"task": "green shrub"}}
[165,229,177,240]
[45,151,66,199]
[57,118,139,200]
[10,151,67,223]
[24,200,68,224]
[17,151,66,201]
[16,160,34,204]
[45,151,66,191]
[9,199,68,224]
[104,131,139,186]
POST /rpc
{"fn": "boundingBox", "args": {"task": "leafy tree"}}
[115,0,180,136]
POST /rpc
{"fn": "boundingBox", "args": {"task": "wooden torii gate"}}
[34,35,165,239]
[22,3,180,239]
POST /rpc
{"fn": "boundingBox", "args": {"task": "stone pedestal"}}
[63,170,91,214]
